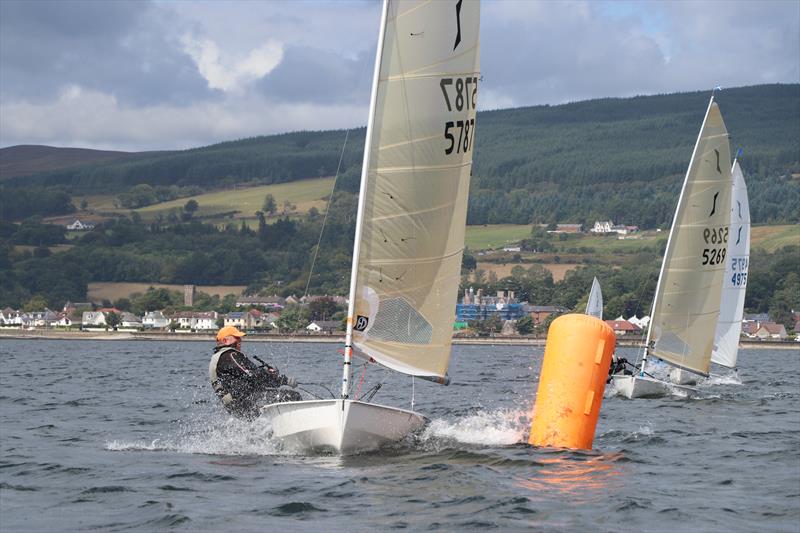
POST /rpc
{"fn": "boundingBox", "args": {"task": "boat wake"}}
[420,408,529,447]
[704,372,743,386]
[106,414,283,456]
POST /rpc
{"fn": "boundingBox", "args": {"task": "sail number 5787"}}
[441,76,478,156]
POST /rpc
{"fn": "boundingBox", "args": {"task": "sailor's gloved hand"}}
[284,376,298,388]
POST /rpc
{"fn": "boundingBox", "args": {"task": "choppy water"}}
[1,339,798,531]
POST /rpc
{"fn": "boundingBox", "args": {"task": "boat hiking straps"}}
[295,382,336,398]
[295,385,325,400]
[362,383,382,403]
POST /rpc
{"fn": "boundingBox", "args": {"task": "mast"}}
[342,0,389,399]
[640,95,717,376]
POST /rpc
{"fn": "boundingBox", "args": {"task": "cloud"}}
[180,34,284,92]
[257,45,372,104]
[480,0,799,108]
[0,85,368,151]
[0,0,797,151]
[0,0,215,106]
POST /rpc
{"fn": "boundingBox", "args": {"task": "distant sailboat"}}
[585,277,603,320]
[711,158,750,369]
[262,0,481,453]
[613,96,733,399]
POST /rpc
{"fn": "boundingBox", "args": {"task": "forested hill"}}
[0,145,140,178]
[470,84,799,226]
[3,83,798,227]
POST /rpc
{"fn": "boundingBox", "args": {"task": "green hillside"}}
[2,84,798,227]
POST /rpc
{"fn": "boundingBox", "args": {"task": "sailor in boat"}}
[607,354,634,383]
[209,326,301,419]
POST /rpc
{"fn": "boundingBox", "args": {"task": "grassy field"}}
[465,223,799,254]
[87,282,247,302]
[464,224,665,252]
[750,224,799,252]
[476,261,581,282]
[464,225,534,250]
[79,177,336,222]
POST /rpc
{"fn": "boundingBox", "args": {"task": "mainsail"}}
[645,98,732,376]
[711,160,750,368]
[586,277,603,320]
[347,0,481,382]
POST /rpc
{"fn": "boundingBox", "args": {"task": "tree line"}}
[3,84,798,228]
[1,215,796,329]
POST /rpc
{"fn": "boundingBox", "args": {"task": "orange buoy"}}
[529,313,616,450]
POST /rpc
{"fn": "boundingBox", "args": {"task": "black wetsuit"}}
[210,345,301,418]
[607,357,634,383]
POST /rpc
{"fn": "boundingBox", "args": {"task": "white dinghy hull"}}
[261,399,427,455]
[612,375,671,399]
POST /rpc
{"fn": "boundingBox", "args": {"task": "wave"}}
[420,408,529,447]
[106,414,283,456]
[704,371,743,386]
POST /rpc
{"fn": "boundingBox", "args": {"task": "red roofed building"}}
[604,319,642,336]
[755,323,788,340]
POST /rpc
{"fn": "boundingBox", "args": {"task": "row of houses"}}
[0,307,343,334]
[602,314,792,340]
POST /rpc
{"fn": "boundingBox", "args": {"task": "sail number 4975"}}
[441,77,477,155]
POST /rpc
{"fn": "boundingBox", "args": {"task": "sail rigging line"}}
[354,361,369,399]
[302,128,352,298]
[302,42,373,299]
[629,268,658,370]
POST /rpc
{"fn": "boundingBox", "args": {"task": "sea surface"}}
[1,339,798,532]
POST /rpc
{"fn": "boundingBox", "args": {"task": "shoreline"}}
[0,329,797,350]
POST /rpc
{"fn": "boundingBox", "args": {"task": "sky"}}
[1,0,798,152]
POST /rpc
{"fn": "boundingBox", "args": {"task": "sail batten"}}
[348,0,481,382]
[645,98,733,376]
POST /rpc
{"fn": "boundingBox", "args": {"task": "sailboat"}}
[585,277,603,320]
[612,96,733,399]
[710,158,750,370]
[670,156,750,385]
[262,0,481,453]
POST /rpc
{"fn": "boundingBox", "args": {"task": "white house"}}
[193,311,218,331]
[142,311,169,329]
[66,220,95,230]
[306,320,341,334]
[224,311,256,330]
[120,312,143,329]
[627,315,650,329]
[171,311,208,330]
[0,308,22,326]
[591,221,614,233]
[82,311,107,327]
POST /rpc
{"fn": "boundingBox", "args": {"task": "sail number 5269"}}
[702,247,726,266]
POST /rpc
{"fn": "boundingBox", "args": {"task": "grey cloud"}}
[256,45,373,105]
[479,0,799,109]
[0,0,217,106]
